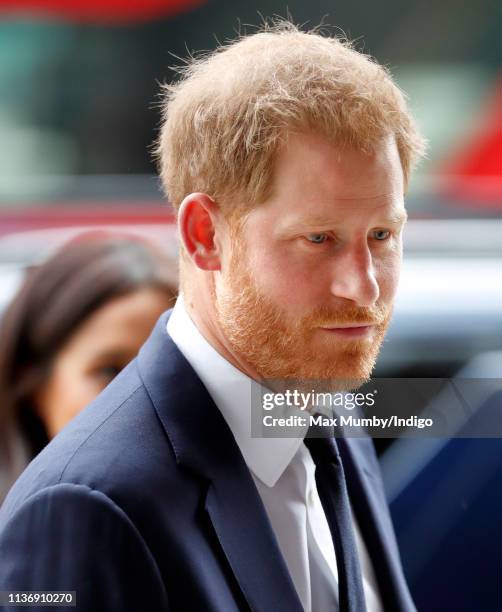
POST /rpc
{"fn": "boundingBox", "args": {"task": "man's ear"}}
[178,193,222,271]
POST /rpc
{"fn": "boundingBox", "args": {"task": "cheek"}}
[40,359,103,436]
[252,247,321,309]
[61,362,99,406]
[374,250,402,301]
[241,215,323,307]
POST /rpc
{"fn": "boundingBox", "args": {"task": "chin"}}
[303,351,378,390]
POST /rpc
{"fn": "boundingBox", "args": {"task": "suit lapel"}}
[339,436,416,612]
[204,476,303,612]
[137,312,303,612]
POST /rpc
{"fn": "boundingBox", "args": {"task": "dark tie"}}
[304,429,367,612]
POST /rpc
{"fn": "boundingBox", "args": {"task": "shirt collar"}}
[166,295,304,487]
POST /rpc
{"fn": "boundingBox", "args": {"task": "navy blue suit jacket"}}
[0,311,415,611]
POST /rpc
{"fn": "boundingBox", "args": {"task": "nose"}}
[329,242,379,307]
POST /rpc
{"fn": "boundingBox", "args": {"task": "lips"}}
[322,323,375,329]
[319,324,375,338]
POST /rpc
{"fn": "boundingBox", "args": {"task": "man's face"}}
[214,131,406,386]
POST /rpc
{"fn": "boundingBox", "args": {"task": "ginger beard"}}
[214,229,394,391]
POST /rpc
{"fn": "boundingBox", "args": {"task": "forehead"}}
[63,289,171,357]
[264,130,405,220]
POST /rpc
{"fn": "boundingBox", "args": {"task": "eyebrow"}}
[89,349,132,364]
[386,210,408,225]
[282,209,408,231]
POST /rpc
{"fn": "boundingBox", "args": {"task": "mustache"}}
[300,303,390,328]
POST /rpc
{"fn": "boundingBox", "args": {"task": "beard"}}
[214,238,393,391]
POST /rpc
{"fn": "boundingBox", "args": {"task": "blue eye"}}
[373,230,391,241]
[307,233,328,244]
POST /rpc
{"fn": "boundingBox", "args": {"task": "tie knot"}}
[304,421,342,463]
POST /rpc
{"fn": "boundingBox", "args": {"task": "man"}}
[0,22,425,612]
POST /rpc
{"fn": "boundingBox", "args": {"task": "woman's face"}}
[35,288,173,438]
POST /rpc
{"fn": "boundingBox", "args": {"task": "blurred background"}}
[0,1,501,610]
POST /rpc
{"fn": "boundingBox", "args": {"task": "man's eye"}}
[306,233,329,244]
[372,229,391,241]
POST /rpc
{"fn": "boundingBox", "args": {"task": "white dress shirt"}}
[167,295,383,612]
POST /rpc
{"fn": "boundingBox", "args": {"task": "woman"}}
[0,232,177,503]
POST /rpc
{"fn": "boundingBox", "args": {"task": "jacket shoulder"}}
[0,482,169,610]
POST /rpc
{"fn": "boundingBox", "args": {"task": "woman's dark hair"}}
[0,231,178,466]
